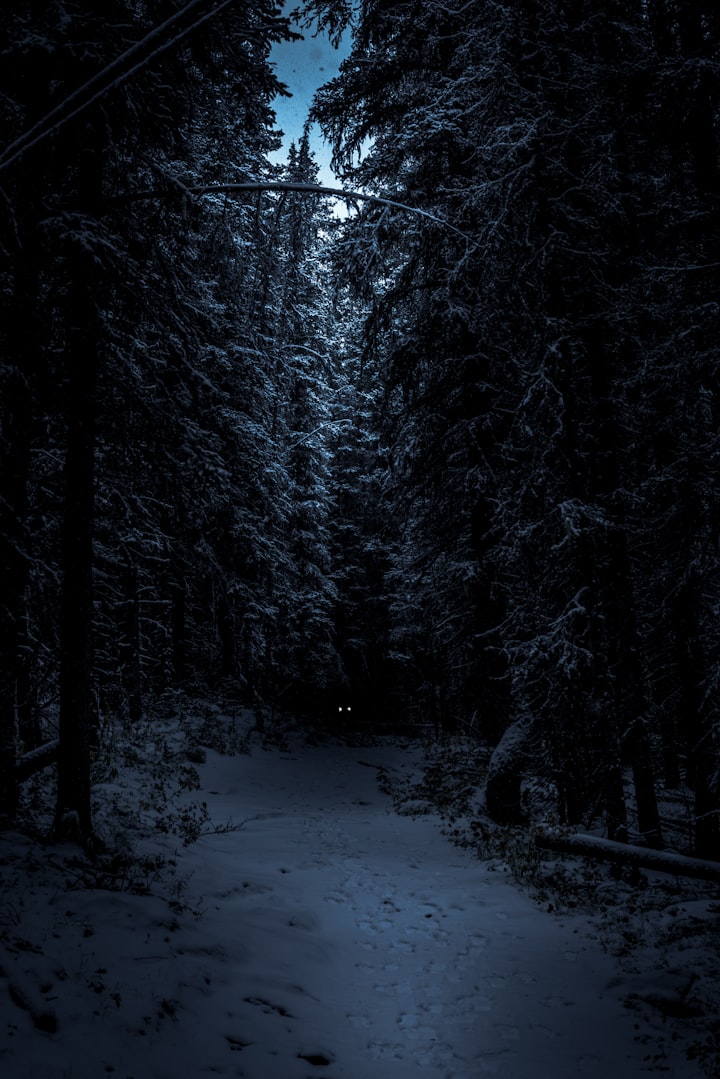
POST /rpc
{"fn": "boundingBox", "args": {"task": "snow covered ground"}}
[1,713,717,1078]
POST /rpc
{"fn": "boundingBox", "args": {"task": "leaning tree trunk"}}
[485,718,530,825]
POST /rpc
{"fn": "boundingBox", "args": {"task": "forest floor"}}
[1,705,719,1079]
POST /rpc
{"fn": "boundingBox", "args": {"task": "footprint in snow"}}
[297,1049,334,1067]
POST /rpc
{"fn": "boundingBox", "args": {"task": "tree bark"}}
[0,368,29,819]
[55,299,97,839]
[54,131,103,842]
[627,719,663,849]
[170,576,187,684]
[0,222,40,821]
[121,561,143,723]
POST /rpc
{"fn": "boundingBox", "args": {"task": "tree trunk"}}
[217,591,235,679]
[0,368,29,818]
[0,224,39,820]
[17,613,41,751]
[170,576,187,685]
[121,561,143,723]
[55,300,97,839]
[673,572,719,858]
[627,719,663,848]
[54,131,103,842]
[692,737,720,860]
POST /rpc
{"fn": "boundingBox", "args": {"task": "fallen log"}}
[535,828,720,884]
[15,740,59,783]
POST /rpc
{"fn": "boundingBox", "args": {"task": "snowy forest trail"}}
[1,737,705,1079]
[193,742,641,1079]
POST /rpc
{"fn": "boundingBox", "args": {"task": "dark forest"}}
[1,3,719,1076]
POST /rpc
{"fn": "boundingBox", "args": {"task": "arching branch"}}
[112,181,474,243]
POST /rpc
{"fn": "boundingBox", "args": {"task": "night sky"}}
[268,8,351,183]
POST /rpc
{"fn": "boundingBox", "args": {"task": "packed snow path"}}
[2,739,704,1078]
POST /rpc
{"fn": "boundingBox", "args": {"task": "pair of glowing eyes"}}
[338,706,352,712]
